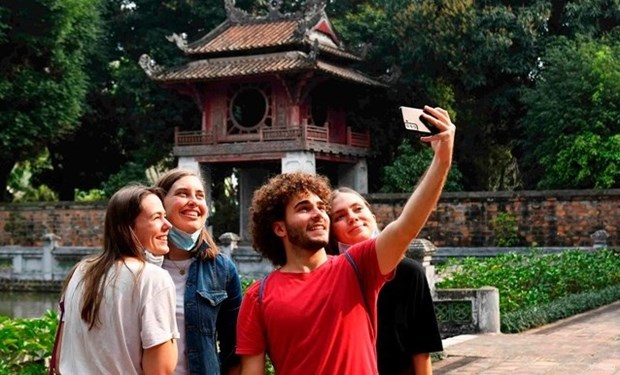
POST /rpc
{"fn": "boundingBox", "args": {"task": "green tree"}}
[520,35,620,189]
[0,0,103,201]
[555,0,620,37]
[380,138,463,193]
[39,0,264,199]
[333,0,547,191]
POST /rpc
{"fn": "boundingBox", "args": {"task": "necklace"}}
[167,259,187,275]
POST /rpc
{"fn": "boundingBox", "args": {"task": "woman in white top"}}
[54,185,180,375]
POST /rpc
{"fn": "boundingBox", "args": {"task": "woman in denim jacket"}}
[155,168,242,375]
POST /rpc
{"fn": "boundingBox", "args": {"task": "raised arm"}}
[375,106,455,275]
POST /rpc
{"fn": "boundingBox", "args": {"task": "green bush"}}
[74,188,106,202]
[437,249,620,314]
[437,248,620,332]
[0,310,58,374]
[490,212,519,246]
[502,284,620,333]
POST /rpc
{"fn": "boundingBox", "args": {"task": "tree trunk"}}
[0,159,15,202]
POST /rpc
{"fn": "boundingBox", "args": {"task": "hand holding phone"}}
[400,106,440,136]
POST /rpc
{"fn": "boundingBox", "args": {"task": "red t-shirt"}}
[237,238,389,374]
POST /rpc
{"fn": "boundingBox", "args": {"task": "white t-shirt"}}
[162,258,193,375]
[59,259,180,375]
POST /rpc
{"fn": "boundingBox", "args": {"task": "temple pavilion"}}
[140,0,388,240]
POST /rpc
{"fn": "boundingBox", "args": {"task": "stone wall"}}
[1,189,618,247]
[0,202,106,246]
[367,189,619,247]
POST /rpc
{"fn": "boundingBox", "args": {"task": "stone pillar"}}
[13,254,23,275]
[199,163,213,197]
[238,168,269,242]
[219,232,240,257]
[42,233,60,281]
[281,151,316,174]
[199,164,214,235]
[591,230,610,249]
[177,157,201,173]
[406,239,437,295]
[476,286,500,333]
[337,159,368,194]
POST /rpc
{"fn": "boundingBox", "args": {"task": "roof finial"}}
[225,0,250,23]
[302,0,326,17]
[138,54,161,77]
[166,32,187,52]
[267,0,284,20]
[268,0,282,13]
[308,39,320,61]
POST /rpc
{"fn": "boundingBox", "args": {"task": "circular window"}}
[230,87,267,130]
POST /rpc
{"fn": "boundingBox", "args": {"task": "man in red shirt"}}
[237,106,455,374]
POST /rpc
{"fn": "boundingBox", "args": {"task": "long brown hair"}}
[154,168,219,260]
[65,185,163,330]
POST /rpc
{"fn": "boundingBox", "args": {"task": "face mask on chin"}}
[168,226,202,251]
[129,227,165,266]
[144,249,165,267]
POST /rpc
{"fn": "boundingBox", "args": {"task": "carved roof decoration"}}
[140,51,386,87]
[140,0,388,87]
[183,0,361,62]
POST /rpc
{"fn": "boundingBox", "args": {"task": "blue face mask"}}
[168,227,202,251]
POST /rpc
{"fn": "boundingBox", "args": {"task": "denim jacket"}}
[184,242,242,375]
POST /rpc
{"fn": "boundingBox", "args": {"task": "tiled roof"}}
[150,51,385,87]
[187,20,299,54]
[185,19,362,61]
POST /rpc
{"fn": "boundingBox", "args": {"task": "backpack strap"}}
[49,264,78,374]
[49,299,64,374]
[344,251,371,316]
[257,273,272,352]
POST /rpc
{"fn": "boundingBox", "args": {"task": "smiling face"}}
[132,193,171,256]
[163,175,208,234]
[330,190,378,246]
[275,191,330,252]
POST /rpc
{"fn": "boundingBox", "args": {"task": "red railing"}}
[175,124,367,147]
[303,124,329,142]
[175,128,215,145]
[348,128,370,148]
[261,127,301,141]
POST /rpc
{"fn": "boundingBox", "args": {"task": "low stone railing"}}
[11,232,603,337]
[0,234,97,291]
[435,287,500,336]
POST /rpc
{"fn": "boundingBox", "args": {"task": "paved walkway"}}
[433,300,620,374]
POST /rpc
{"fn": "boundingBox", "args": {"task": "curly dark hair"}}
[250,172,332,266]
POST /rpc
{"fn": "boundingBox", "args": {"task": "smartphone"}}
[400,106,439,136]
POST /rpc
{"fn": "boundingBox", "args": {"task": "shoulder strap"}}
[50,264,79,374]
[48,299,64,374]
[258,274,268,308]
[257,273,272,352]
[344,251,371,316]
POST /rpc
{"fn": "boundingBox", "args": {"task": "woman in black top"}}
[329,187,443,375]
